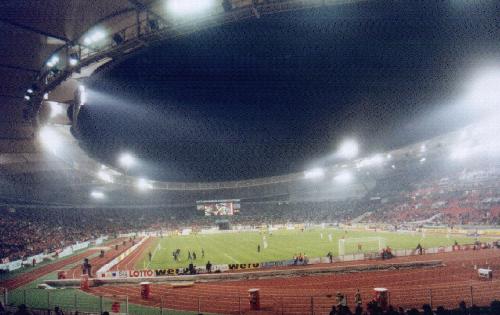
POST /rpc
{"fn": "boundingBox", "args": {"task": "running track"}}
[0,250,99,290]
[65,237,139,278]
[0,237,132,290]
[89,249,500,314]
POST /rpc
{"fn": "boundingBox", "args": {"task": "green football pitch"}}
[136,228,488,270]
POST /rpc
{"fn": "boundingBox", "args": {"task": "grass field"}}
[137,228,489,269]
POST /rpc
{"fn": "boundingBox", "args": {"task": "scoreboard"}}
[196,199,240,216]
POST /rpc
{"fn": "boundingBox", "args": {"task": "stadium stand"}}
[1,162,498,262]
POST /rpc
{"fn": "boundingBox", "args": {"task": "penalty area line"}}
[224,253,240,263]
[146,241,161,269]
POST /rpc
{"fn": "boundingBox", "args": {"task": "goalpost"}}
[338,237,386,256]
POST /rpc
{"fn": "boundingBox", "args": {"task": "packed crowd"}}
[1,162,499,262]
[326,300,500,315]
[362,166,500,226]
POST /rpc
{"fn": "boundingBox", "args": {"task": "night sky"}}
[78,1,500,182]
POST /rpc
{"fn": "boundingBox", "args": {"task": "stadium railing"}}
[3,276,500,314]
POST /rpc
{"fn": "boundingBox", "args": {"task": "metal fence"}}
[3,281,500,315]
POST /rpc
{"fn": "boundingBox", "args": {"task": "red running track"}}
[89,249,500,315]
[0,237,139,290]
[0,250,100,290]
[66,237,139,278]
[112,237,155,271]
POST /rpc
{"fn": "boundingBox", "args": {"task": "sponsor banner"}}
[394,249,408,257]
[426,248,437,254]
[72,241,90,252]
[363,252,381,260]
[26,253,45,265]
[101,268,187,278]
[59,246,73,258]
[227,263,260,270]
[319,257,333,264]
[211,264,229,272]
[94,236,108,245]
[7,260,22,271]
[307,258,321,265]
[261,259,295,269]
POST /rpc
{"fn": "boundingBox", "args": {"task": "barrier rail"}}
[4,280,500,315]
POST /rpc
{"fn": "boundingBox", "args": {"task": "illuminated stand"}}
[338,237,386,256]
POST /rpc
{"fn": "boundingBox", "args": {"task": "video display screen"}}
[196,199,240,216]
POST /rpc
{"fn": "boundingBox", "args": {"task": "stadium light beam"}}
[78,85,87,106]
[49,102,64,118]
[337,139,359,159]
[136,178,153,191]
[39,126,62,153]
[334,170,353,184]
[90,191,105,199]
[304,167,325,180]
[97,170,114,183]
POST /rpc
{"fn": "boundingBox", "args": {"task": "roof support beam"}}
[127,0,169,25]
[0,19,70,43]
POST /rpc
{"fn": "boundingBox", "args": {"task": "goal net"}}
[338,237,386,256]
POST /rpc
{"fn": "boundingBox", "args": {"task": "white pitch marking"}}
[224,253,240,263]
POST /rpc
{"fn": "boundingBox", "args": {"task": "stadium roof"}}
[0,0,499,206]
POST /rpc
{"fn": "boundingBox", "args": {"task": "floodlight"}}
[465,66,500,114]
[358,154,384,168]
[69,53,79,66]
[43,93,49,100]
[119,152,136,169]
[166,0,217,17]
[420,144,426,153]
[27,88,33,94]
[46,55,59,68]
[97,170,114,183]
[90,191,105,199]
[419,157,426,163]
[83,36,92,45]
[334,170,353,183]
[391,164,396,169]
[337,139,359,159]
[304,167,325,180]
[78,85,87,106]
[386,153,392,160]
[83,29,106,45]
[137,178,153,191]
[24,95,30,101]
[39,126,62,152]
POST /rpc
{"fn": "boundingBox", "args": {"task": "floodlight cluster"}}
[46,55,60,68]
[83,29,107,46]
[166,0,217,17]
